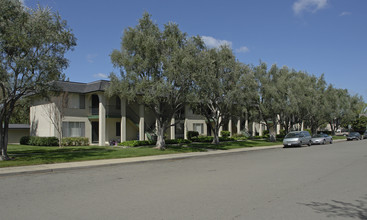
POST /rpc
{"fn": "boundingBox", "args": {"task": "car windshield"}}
[349,132,358,136]
[285,133,300,138]
[312,134,324,138]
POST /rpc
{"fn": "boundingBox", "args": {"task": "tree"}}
[42,92,69,147]
[108,13,202,150]
[9,98,30,124]
[0,1,76,160]
[253,63,286,141]
[190,46,247,144]
[352,116,367,133]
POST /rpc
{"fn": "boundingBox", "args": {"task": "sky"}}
[24,0,367,102]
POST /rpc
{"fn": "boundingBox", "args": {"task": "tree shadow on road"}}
[300,195,367,219]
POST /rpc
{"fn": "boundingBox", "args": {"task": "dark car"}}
[364,131,367,139]
[347,132,361,141]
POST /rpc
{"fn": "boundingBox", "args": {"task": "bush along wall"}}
[62,137,89,146]
[27,136,59,146]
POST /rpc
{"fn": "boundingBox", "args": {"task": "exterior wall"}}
[8,129,29,144]
[126,119,139,140]
[30,102,55,137]
[30,89,216,144]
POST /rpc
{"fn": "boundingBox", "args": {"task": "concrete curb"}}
[0,145,285,177]
[0,139,346,177]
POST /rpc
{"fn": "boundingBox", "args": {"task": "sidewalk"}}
[0,145,284,176]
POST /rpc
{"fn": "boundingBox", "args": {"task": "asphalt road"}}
[1,140,367,220]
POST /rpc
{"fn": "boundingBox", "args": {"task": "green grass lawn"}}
[1,140,282,168]
[332,135,347,140]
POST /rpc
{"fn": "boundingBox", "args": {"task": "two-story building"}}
[30,80,245,145]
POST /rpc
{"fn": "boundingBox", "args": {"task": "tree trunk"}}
[0,121,10,161]
[155,123,166,150]
[212,127,220,145]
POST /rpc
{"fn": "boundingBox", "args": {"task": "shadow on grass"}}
[300,195,367,219]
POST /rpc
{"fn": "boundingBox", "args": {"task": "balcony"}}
[89,105,122,118]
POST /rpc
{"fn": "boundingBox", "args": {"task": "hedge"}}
[119,139,192,147]
[220,130,230,138]
[26,136,59,146]
[187,131,199,140]
[62,137,89,146]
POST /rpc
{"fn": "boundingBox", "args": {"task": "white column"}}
[170,118,175,140]
[120,98,126,142]
[218,117,223,136]
[276,116,281,135]
[237,118,241,134]
[252,122,255,136]
[245,113,249,132]
[301,121,304,131]
[98,94,106,146]
[184,105,189,139]
[139,104,145,141]
[228,118,233,136]
[259,122,263,136]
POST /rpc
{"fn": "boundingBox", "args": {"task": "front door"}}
[92,122,99,143]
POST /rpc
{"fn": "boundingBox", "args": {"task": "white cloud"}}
[93,73,108,79]
[340,11,351,16]
[201,36,232,49]
[86,54,98,63]
[293,0,328,15]
[236,46,250,53]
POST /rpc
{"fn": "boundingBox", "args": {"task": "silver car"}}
[283,131,312,147]
[311,133,333,145]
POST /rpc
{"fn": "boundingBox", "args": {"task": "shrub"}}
[165,139,192,145]
[191,135,213,142]
[119,140,155,147]
[62,137,89,146]
[28,136,59,146]
[263,130,269,135]
[232,133,248,140]
[219,136,235,141]
[20,136,31,145]
[187,131,199,140]
[220,130,230,138]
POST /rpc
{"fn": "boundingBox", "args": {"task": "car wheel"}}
[308,141,311,146]
[330,139,333,144]
[322,140,326,145]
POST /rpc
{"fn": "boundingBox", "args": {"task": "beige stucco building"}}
[30,80,243,145]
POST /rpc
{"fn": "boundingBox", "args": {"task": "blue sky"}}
[24,0,367,102]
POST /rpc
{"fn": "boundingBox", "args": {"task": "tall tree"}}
[0,0,76,160]
[108,13,202,150]
[190,46,246,144]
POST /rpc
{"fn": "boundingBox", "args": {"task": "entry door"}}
[92,122,99,143]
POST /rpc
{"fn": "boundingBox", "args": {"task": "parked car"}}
[364,131,367,139]
[311,133,333,145]
[335,128,349,136]
[283,131,312,147]
[347,132,361,141]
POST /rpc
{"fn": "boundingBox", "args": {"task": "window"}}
[116,122,121,136]
[62,122,85,137]
[193,123,204,134]
[79,95,85,109]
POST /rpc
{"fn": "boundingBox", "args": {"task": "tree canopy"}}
[108,13,203,149]
[0,0,76,160]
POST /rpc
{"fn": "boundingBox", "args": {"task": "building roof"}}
[8,124,30,129]
[55,80,110,94]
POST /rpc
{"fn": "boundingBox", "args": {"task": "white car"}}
[311,133,333,145]
[283,131,312,147]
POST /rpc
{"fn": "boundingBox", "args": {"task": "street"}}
[1,140,367,220]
